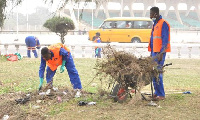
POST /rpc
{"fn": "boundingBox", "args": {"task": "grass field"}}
[0,56,200,120]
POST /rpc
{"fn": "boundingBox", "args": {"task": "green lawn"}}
[0,56,200,120]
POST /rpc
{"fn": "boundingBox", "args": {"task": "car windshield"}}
[100,21,112,29]
[133,21,153,29]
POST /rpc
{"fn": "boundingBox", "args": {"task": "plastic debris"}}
[183,91,192,94]
[78,101,87,106]
[63,91,67,95]
[36,100,42,103]
[39,92,46,96]
[75,90,81,98]
[87,102,96,105]
[32,105,40,109]
[15,97,30,104]
[157,105,162,108]
[38,89,53,96]
[2,115,9,120]
[147,101,157,107]
[91,83,97,87]
[53,87,58,91]
[46,89,51,95]
[57,96,62,102]
[78,101,97,106]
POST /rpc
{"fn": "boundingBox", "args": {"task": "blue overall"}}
[150,15,169,97]
[94,38,101,58]
[39,48,82,89]
[151,52,166,97]
[25,36,40,58]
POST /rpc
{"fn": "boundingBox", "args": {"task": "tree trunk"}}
[60,33,65,44]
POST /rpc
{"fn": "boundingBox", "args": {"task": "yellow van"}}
[88,17,153,43]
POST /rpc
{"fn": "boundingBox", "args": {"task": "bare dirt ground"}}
[0,87,90,120]
[1,87,199,120]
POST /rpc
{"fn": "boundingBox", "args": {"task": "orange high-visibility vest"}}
[148,19,171,52]
[47,43,70,71]
[93,37,100,49]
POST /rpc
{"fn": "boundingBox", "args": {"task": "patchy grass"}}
[0,57,200,120]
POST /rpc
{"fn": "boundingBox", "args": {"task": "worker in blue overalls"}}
[148,7,171,100]
[25,36,40,58]
[93,32,102,58]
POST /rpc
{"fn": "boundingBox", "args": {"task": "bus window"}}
[126,21,132,28]
[133,21,152,29]
[146,21,153,29]
[115,21,124,28]
[100,21,112,29]
[111,21,132,29]
[113,22,117,28]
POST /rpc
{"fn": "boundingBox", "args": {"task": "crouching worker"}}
[38,43,82,97]
[25,36,40,58]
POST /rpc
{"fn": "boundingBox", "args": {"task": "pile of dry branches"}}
[95,45,159,90]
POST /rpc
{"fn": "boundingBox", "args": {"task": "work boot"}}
[153,96,165,101]
[149,94,157,99]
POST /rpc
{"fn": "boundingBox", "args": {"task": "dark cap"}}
[96,32,100,36]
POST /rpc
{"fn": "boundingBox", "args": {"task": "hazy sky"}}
[9,0,59,14]
[9,0,193,15]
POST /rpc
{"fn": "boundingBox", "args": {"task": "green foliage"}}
[0,0,6,28]
[0,0,23,28]
[43,16,75,33]
[43,16,75,43]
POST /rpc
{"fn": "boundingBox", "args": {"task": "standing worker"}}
[93,32,102,58]
[25,36,40,58]
[38,43,82,97]
[148,7,171,100]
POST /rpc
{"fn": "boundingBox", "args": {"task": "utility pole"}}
[154,0,157,6]
[78,2,80,31]
[26,0,29,32]
[16,6,18,38]
[121,0,123,17]
[92,0,94,29]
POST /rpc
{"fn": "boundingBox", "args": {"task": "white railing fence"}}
[0,43,200,59]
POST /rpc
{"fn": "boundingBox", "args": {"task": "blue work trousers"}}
[95,48,101,58]
[45,53,82,89]
[25,37,38,58]
[151,52,166,97]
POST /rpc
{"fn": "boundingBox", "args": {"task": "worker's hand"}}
[60,60,66,73]
[39,77,44,91]
[60,65,65,73]
[158,53,163,62]
[36,46,41,49]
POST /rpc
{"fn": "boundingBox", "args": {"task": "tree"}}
[0,0,6,28]
[43,16,75,44]
[0,0,100,28]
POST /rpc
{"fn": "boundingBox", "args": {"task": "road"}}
[0,32,200,58]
